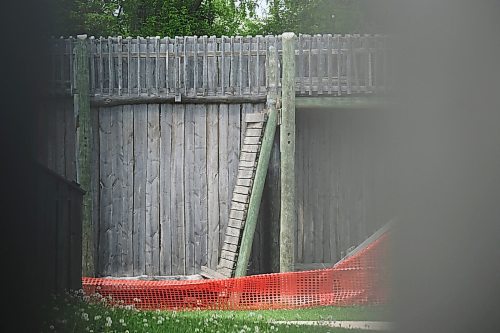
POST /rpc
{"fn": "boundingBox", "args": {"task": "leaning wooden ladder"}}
[200,109,278,279]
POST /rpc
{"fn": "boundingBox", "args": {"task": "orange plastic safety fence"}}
[82,232,389,310]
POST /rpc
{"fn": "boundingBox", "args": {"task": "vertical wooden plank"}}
[89,37,95,94]
[317,34,323,95]
[108,37,113,95]
[132,104,147,275]
[110,106,124,275]
[174,37,179,98]
[247,36,252,93]
[118,36,123,95]
[238,36,243,95]
[155,37,160,95]
[171,104,186,275]
[256,36,260,94]
[298,35,305,94]
[65,99,76,181]
[146,104,160,275]
[202,36,208,95]
[99,107,113,276]
[327,34,333,95]
[160,104,173,275]
[127,37,132,95]
[280,32,296,272]
[206,105,220,269]
[193,36,198,95]
[137,37,141,95]
[75,36,94,276]
[68,37,74,95]
[221,36,225,95]
[337,35,342,96]
[194,105,208,271]
[218,104,229,250]
[165,37,170,94]
[122,105,134,276]
[230,36,235,94]
[228,104,241,205]
[353,34,360,93]
[145,37,150,95]
[184,104,196,275]
[308,35,313,96]
[346,34,352,95]
[99,37,104,95]
[208,36,217,95]
[90,107,100,274]
[183,36,188,96]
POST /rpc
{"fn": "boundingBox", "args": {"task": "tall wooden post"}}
[234,46,279,277]
[280,32,296,272]
[75,35,94,277]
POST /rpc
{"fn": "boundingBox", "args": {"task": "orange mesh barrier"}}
[82,232,389,310]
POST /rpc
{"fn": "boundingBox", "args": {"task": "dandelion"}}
[49,325,55,330]
[143,318,148,323]
[105,317,112,327]
[81,312,89,321]
[144,323,149,327]
[94,315,101,321]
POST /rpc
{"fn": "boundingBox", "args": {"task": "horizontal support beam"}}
[296,96,389,109]
[91,94,266,107]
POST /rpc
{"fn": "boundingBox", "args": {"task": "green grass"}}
[41,290,389,333]
[178,305,390,322]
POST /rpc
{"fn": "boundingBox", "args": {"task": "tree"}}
[263,0,385,35]
[50,0,259,37]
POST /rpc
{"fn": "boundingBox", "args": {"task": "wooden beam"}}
[296,96,388,109]
[234,45,279,278]
[280,32,296,273]
[75,35,94,277]
[91,95,266,107]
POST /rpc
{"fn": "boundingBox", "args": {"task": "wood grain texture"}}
[160,103,173,275]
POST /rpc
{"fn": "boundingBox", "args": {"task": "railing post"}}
[280,32,296,272]
[75,34,94,277]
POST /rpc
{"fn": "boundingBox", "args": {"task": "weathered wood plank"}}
[98,107,113,276]
[229,209,245,220]
[110,106,124,275]
[236,178,253,187]
[246,128,263,137]
[234,185,251,195]
[241,144,259,153]
[171,104,186,275]
[184,104,195,275]
[225,226,241,238]
[228,218,244,229]
[160,103,173,275]
[222,242,238,253]
[132,104,147,275]
[122,105,134,276]
[228,103,241,202]
[206,104,219,269]
[218,104,229,250]
[194,105,208,271]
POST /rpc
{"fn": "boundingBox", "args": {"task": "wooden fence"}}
[35,164,84,292]
[41,34,389,277]
[49,34,388,98]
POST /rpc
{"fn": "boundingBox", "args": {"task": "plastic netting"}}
[82,231,389,310]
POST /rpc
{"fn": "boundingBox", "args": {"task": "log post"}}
[75,35,94,277]
[280,32,296,272]
[234,46,279,277]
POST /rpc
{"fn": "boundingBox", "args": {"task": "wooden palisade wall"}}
[40,34,388,277]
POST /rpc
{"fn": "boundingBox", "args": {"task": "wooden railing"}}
[49,34,388,98]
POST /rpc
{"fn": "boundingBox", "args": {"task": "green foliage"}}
[263,0,383,35]
[49,0,384,37]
